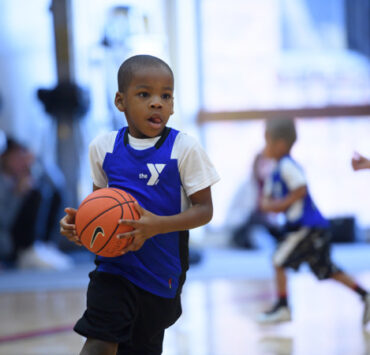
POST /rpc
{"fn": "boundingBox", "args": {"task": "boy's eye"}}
[162,93,172,100]
[138,92,149,98]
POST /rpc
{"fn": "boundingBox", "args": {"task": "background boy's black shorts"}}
[272,227,342,280]
[74,270,182,354]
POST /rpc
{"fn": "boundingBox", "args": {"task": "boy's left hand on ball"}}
[117,202,162,254]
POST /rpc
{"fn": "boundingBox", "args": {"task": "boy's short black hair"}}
[265,117,297,148]
[117,54,174,92]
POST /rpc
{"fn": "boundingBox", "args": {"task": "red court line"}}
[0,325,74,344]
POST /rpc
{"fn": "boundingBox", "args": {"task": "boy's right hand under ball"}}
[59,207,82,246]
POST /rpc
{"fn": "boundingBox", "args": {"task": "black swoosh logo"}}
[90,226,105,248]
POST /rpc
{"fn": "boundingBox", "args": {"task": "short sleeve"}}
[89,131,117,188]
[280,157,306,190]
[172,133,220,197]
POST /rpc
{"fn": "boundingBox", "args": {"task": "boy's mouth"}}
[148,114,162,125]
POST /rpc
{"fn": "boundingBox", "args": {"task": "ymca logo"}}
[144,163,166,185]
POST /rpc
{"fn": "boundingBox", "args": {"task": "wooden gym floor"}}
[1,244,370,355]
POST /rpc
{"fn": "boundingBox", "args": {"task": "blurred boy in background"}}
[257,118,370,325]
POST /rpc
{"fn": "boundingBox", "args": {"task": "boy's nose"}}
[150,97,162,109]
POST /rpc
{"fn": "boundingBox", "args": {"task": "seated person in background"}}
[0,135,72,270]
[231,148,283,249]
[257,118,370,326]
[352,151,370,171]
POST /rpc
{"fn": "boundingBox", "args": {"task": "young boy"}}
[59,54,219,354]
[256,118,370,325]
[231,148,282,249]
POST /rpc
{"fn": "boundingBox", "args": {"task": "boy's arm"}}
[117,186,213,254]
[260,185,307,213]
[352,152,370,171]
[157,186,213,231]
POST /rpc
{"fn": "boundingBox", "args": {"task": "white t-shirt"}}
[89,130,220,211]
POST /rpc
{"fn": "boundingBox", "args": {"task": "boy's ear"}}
[115,92,125,112]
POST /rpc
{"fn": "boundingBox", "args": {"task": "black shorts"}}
[74,270,182,354]
[272,227,342,280]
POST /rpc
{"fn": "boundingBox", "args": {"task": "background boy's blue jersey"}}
[96,127,188,298]
[270,155,329,229]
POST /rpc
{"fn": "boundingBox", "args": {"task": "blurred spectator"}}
[230,148,283,249]
[352,151,370,171]
[0,135,73,270]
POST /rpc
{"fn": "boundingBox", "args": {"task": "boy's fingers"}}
[128,239,142,252]
[119,242,137,255]
[66,233,81,245]
[60,223,75,230]
[116,231,136,240]
[118,234,143,254]
[118,219,138,227]
[118,243,131,255]
[133,202,144,216]
[64,208,77,222]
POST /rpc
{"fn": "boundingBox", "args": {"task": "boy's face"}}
[115,66,174,138]
[264,132,290,159]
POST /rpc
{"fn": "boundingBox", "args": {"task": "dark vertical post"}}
[50,0,81,208]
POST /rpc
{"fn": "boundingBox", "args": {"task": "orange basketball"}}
[75,187,139,257]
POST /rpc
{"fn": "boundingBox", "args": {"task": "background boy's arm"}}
[117,186,213,253]
[260,185,307,213]
[352,152,370,171]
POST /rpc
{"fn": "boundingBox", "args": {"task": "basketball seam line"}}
[79,195,132,208]
[110,188,137,220]
[95,188,137,255]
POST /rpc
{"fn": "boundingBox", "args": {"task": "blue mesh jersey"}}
[267,155,329,230]
[96,127,189,298]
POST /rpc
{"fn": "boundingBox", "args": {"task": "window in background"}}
[200,0,370,110]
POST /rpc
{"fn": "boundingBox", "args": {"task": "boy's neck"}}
[276,151,290,160]
[127,126,167,139]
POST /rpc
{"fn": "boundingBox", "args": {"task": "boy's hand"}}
[260,198,276,212]
[352,152,370,171]
[117,202,162,254]
[259,198,283,212]
[260,186,307,213]
[59,207,82,246]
